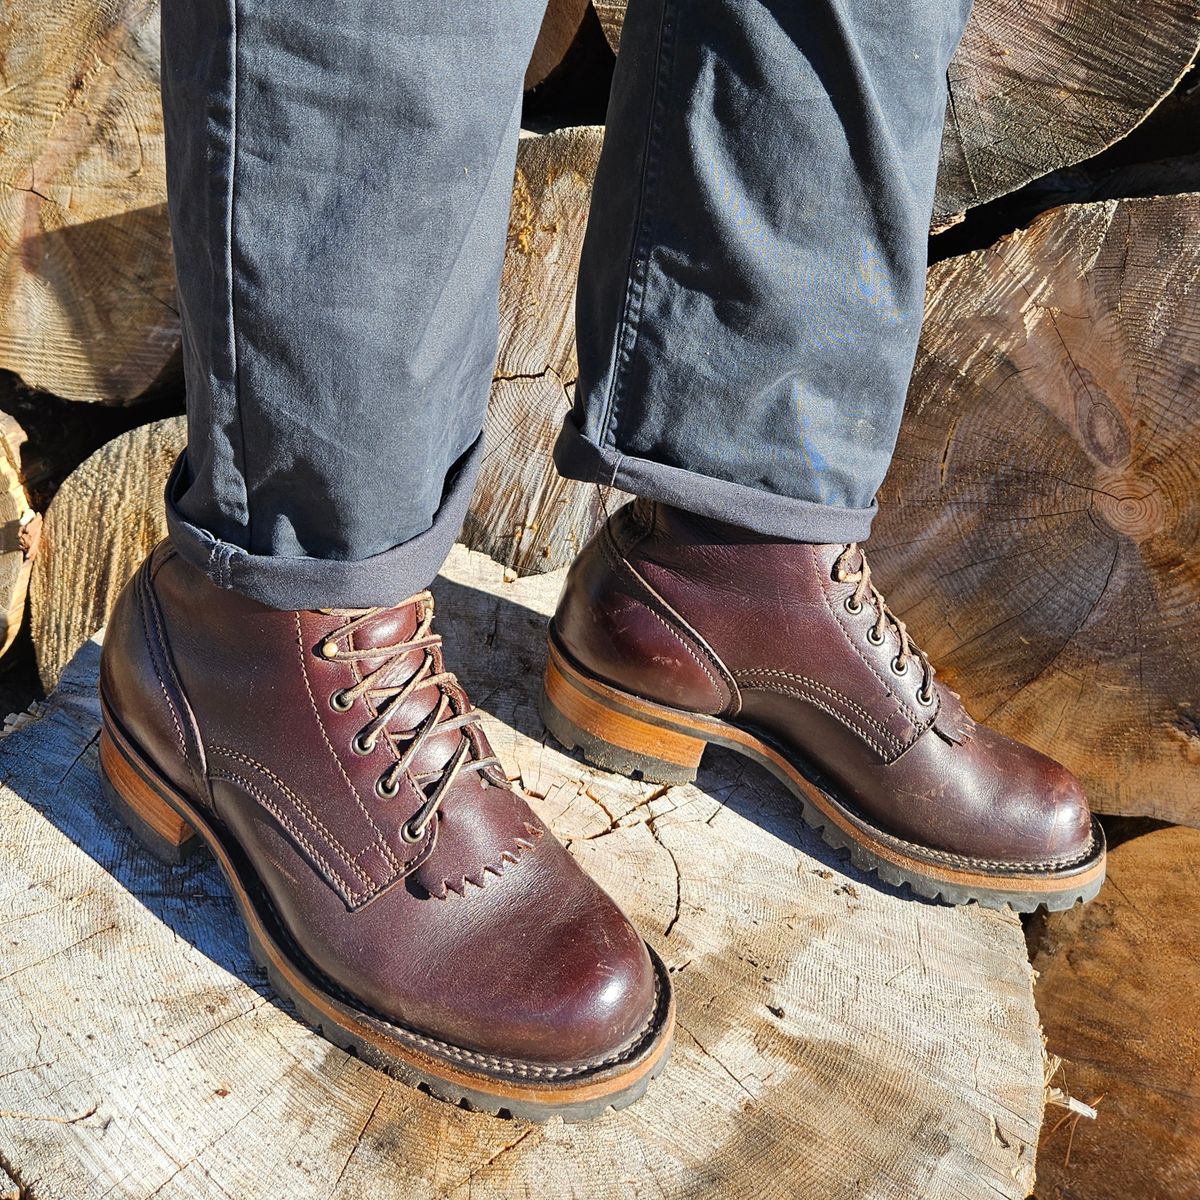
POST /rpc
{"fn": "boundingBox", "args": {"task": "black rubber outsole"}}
[537,685,1105,915]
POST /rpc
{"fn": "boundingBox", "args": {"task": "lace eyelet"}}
[318,640,338,659]
[329,688,353,712]
[844,596,863,615]
[375,775,400,799]
[916,687,934,707]
[890,656,909,678]
[400,819,424,844]
[351,732,377,756]
[866,626,885,646]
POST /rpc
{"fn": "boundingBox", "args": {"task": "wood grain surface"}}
[872,194,1200,826]
[0,547,1044,1199]
[1033,823,1200,1198]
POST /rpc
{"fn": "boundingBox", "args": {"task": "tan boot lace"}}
[832,545,936,706]
[317,592,501,842]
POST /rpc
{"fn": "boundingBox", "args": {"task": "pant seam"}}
[227,0,252,550]
[597,0,680,452]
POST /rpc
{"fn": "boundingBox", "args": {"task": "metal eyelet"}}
[400,819,424,844]
[318,640,338,659]
[351,732,377,756]
[890,656,909,677]
[866,626,885,646]
[844,596,863,615]
[375,775,400,799]
[916,687,934,707]
[329,688,353,712]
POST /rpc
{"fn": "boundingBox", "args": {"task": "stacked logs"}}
[0,1,1197,1196]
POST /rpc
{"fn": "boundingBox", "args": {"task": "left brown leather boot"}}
[539,501,1105,912]
[99,544,674,1119]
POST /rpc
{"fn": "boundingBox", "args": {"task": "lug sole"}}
[97,695,675,1122]
[540,631,1106,914]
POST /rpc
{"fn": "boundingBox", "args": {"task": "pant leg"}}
[557,0,973,542]
[161,0,546,610]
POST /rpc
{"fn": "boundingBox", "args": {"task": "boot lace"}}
[317,592,501,843]
[832,545,936,706]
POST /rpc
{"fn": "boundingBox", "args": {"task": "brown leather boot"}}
[540,501,1104,912]
[98,544,673,1119]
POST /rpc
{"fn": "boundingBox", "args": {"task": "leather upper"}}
[100,543,658,1067]
[554,501,1094,866]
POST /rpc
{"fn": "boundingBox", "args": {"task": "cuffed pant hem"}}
[554,418,878,544]
[165,436,485,611]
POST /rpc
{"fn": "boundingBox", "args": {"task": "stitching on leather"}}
[290,933,667,1078]
[599,525,727,707]
[211,768,369,905]
[136,575,187,759]
[210,745,376,892]
[812,545,927,733]
[294,614,404,876]
[739,683,892,758]
[867,823,1099,873]
[735,669,903,748]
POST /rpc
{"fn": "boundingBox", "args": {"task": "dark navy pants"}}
[161,0,973,610]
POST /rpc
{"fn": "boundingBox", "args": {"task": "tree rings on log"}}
[871,194,1200,826]
[30,416,184,692]
[0,0,178,403]
[0,548,1044,1199]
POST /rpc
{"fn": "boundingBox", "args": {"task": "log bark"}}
[463,126,631,575]
[587,0,1200,226]
[0,412,37,659]
[0,548,1044,1199]
[1032,822,1200,1198]
[0,0,178,403]
[870,194,1200,826]
[30,415,183,691]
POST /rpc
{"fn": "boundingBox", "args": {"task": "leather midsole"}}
[545,631,1105,894]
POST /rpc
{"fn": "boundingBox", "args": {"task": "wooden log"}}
[30,415,183,692]
[0,411,37,659]
[525,0,592,91]
[587,0,1200,227]
[935,0,1200,225]
[593,0,626,54]
[1032,822,1200,1197]
[0,547,1044,1199]
[463,125,632,575]
[870,193,1200,826]
[0,0,177,403]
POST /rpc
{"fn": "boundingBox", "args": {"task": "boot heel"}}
[99,724,198,865]
[539,647,705,786]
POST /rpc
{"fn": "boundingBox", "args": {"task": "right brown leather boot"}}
[540,501,1104,913]
[98,543,673,1120]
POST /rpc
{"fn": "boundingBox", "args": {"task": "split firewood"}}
[1033,821,1200,1197]
[870,193,1200,826]
[0,0,177,403]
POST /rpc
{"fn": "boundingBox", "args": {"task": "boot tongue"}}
[345,600,423,675]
